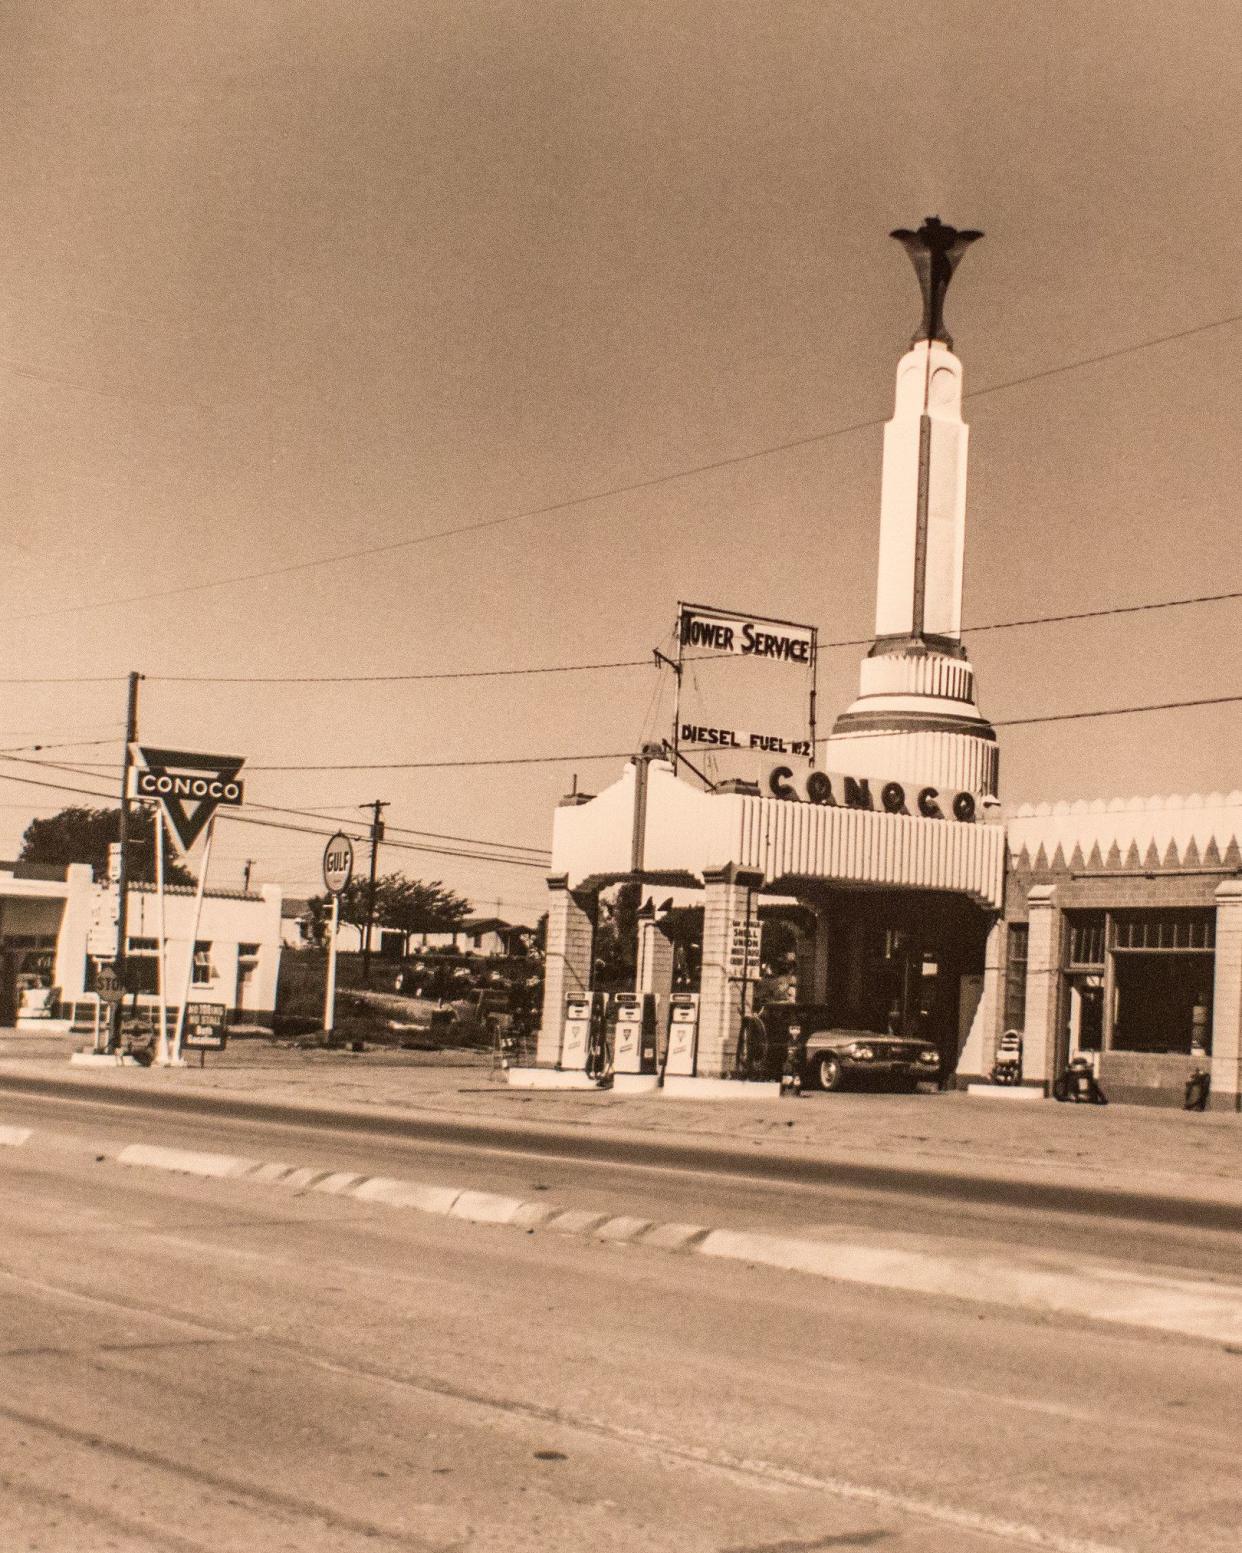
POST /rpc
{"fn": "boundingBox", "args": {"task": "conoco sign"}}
[767,764,977,823]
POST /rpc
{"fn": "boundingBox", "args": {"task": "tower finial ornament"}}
[890,215,982,349]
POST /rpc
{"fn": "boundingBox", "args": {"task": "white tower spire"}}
[823,218,998,797]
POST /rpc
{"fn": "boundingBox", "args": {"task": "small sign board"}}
[182,1001,228,1051]
[727,918,762,978]
[95,964,125,1004]
[322,833,354,895]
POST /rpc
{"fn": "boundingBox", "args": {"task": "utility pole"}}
[360,799,388,985]
[110,672,141,1051]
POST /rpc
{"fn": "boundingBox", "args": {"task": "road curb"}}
[12,1118,1242,1347]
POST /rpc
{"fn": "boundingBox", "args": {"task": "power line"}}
[288,809,549,856]
[0,752,553,865]
[0,674,128,685]
[138,584,1242,687]
[993,693,1242,729]
[11,310,1242,628]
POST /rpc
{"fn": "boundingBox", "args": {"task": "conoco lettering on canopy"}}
[767,763,977,823]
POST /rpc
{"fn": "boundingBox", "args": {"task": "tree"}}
[592,879,641,992]
[20,806,196,886]
[305,871,471,952]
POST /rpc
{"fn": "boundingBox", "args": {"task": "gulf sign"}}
[767,765,977,823]
[679,609,813,665]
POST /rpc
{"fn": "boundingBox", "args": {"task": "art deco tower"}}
[823,217,998,797]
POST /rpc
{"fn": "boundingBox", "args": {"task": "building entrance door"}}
[824,889,992,1080]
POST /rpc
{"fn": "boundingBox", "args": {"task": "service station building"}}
[518,221,1242,1113]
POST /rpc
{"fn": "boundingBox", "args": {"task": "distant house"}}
[280,896,314,949]
[409,917,533,957]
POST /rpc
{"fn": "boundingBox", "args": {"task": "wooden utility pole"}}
[360,799,388,985]
[110,671,141,1051]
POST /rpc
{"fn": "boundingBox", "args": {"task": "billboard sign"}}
[679,607,814,664]
[133,747,246,853]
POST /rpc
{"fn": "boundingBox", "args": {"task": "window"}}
[1113,911,1214,952]
[237,942,260,960]
[121,937,159,994]
[1003,924,1028,1031]
[193,941,214,985]
[1066,912,1105,969]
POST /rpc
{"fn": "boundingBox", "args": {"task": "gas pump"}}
[611,992,658,1076]
[561,992,605,1072]
[662,992,700,1078]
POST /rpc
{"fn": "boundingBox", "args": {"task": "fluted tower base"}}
[822,637,998,797]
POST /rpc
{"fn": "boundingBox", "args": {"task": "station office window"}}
[192,941,215,985]
[1111,910,1214,1055]
[124,937,159,994]
[1080,910,1215,1056]
[1003,924,1028,1031]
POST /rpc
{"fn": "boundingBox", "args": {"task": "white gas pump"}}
[663,992,700,1078]
[610,993,642,1074]
[560,993,598,1071]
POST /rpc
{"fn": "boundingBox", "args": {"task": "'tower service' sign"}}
[133,747,246,853]
[679,608,814,664]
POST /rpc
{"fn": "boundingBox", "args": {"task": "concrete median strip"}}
[16,1125,1242,1346]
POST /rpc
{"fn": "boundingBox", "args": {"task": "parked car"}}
[739,1002,942,1091]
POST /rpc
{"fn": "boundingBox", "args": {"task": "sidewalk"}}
[1,1030,1238,1205]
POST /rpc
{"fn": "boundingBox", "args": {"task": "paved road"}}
[3,1102,1241,1552]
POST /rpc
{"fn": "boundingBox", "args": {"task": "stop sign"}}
[96,965,124,1003]
[322,834,354,895]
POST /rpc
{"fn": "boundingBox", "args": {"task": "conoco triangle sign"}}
[133,747,246,854]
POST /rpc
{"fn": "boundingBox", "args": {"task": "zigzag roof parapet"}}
[1006,792,1242,872]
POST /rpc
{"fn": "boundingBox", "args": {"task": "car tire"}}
[816,1053,844,1092]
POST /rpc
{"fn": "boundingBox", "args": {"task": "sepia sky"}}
[2,0,1241,912]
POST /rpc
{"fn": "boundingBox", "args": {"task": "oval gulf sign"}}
[322,833,354,895]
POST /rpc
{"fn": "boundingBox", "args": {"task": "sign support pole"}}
[172,812,216,1065]
[324,892,341,1035]
[808,626,819,767]
[672,607,685,771]
[153,805,171,1065]
[109,671,141,1051]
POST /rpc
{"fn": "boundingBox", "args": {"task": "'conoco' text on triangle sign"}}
[133,747,246,854]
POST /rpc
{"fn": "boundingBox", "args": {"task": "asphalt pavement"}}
[5,1120,1242,1553]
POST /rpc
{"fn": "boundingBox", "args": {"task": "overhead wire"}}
[9,309,1242,627]
[136,584,1242,686]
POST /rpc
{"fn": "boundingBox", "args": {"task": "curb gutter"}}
[6,1126,1242,1347]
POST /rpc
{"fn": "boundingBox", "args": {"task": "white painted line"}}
[0,1125,33,1147]
[594,1215,653,1243]
[697,1228,1242,1345]
[449,1189,526,1225]
[641,1221,709,1252]
[353,1177,461,1214]
[116,1143,259,1179]
[102,1129,1242,1350]
[545,1209,610,1235]
[313,1171,367,1196]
